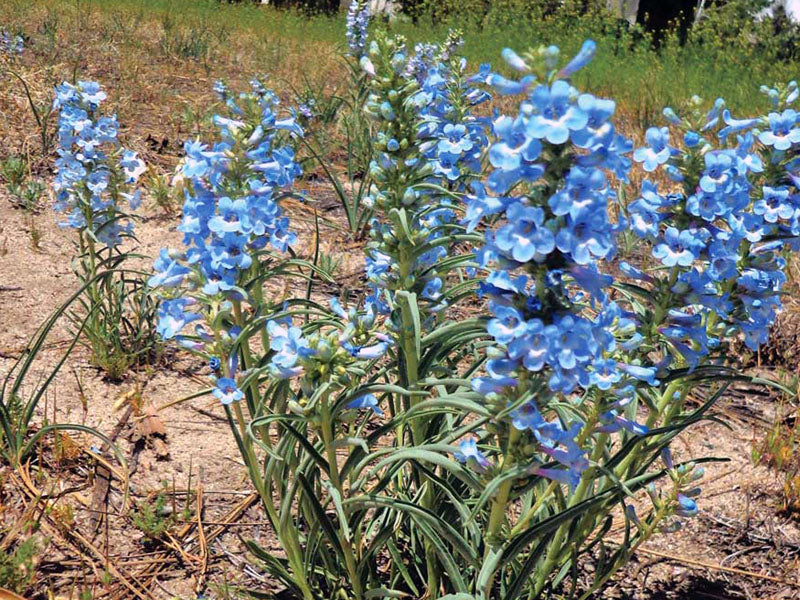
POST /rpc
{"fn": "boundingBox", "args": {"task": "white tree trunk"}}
[606,0,639,24]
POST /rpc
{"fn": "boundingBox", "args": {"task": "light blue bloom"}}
[527,81,589,145]
[633,127,671,172]
[758,109,800,150]
[453,438,491,471]
[346,393,383,416]
[213,378,243,405]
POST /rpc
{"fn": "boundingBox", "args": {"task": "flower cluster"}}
[362,36,451,315]
[362,35,492,322]
[404,30,465,83]
[629,86,800,355]
[0,28,23,55]
[150,81,302,352]
[52,81,144,248]
[346,0,370,57]
[413,55,491,187]
[265,297,392,414]
[461,43,654,488]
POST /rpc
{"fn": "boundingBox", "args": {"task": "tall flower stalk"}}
[52,81,152,378]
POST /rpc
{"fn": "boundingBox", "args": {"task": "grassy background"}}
[3,0,796,127]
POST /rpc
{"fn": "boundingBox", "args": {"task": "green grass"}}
[2,0,796,134]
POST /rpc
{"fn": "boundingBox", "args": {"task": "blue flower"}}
[548,166,607,220]
[487,114,543,193]
[120,150,146,183]
[344,341,390,360]
[472,376,518,396]
[653,227,706,267]
[527,81,589,145]
[462,182,510,232]
[676,494,698,517]
[52,80,140,248]
[589,358,621,390]
[494,202,555,263]
[487,304,527,344]
[345,0,370,57]
[633,127,671,172]
[267,320,311,377]
[758,109,800,150]
[346,393,383,416]
[213,378,243,405]
[157,298,201,340]
[149,249,190,288]
[698,151,736,194]
[554,209,615,265]
[628,182,664,239]
[719,109,759,139]
[754,186,795,223]
[453,438,491,472]
[558,40,596,78]
[486,73,535,96]
[617,363,658,386]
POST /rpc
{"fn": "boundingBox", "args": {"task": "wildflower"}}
[633,127,671,172]
[346,0,370,58]
[213,378,243,405]
[653,227,706,267]
[453,438,491,472]
[52,80,142,248]
[267,320,312,376]
[758,109,800,150]
[501,47,529,72]
[346,393,383,416]
[558,40,596,78]
[157,298,201,340]
[527,80,589,145]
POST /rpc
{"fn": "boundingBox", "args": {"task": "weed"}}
[3,71,57,156]
[131,490,174,540]
[146,172,176,216]
[131,482,192,541]
[1,154,26,190]
[316,249,342,279]
[0,537,39,594]
[159,13,216,65]
[74,273,163,381]
[753,385,800,514]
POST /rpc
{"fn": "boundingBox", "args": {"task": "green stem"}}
[482,426,522,598]
[509,480,558,537]
[530,414,606,598]
[320,397,363,600]
[223,347,314,600]
[575,498,671,600]
[485,427,521,551]
[233,300,273,449]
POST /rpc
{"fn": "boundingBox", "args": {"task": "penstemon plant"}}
[296,0,376,236]
[151,27,800,600]
[52,81,157,379]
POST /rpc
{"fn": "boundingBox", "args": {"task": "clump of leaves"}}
[146,172,177,216]
[0,537,39,593]
[131,483,192,541]
[131,489,174,540]
[1,155,26,189]
[753,386,800,513]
